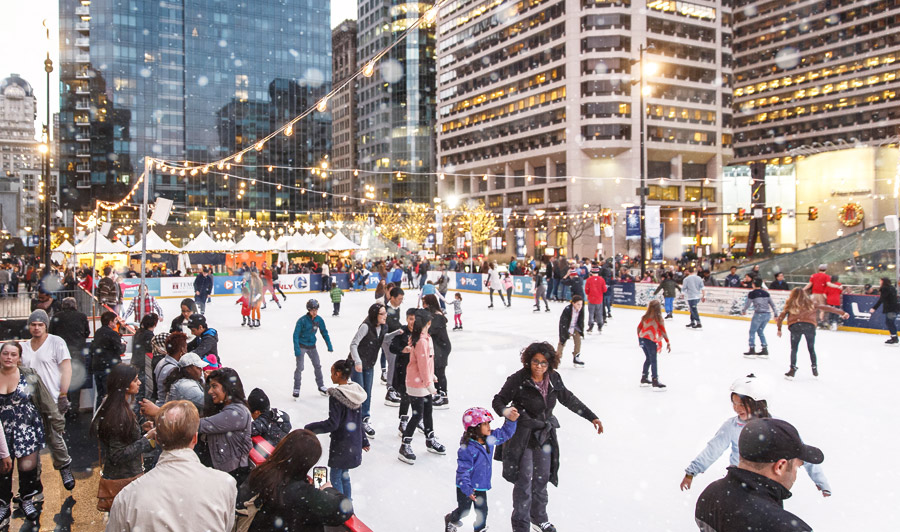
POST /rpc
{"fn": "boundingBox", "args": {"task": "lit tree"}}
[399,200,432,249]
[457,201,499,247]
[373,202,401,241]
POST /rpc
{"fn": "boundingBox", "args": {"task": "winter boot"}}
[651,378,667,392]
[426,432,446,455]
[241,316,247,326]
[573,354,585,368]
[384,387,401,406]
[60,465,76,490]
[398,415,409,437]
[398,437,416,464]
[757,346,769,358]
[885,336,899,345]
[363,416,376,439]
[812,365,819,377]
[488,304,494,309]
[640,375,652,387]
[743,347,757,358]
[444,513,461,532]
[784,367,797,380]
[665,313,673,319]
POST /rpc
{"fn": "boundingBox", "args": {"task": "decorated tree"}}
[399,200,432,249]
[373,202,402,241]
[457,201,499,247]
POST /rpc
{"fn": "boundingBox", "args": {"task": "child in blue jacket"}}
[291,299,334,398]
[444,406,519,532]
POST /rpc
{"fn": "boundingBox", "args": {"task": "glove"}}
[57,395,70,415]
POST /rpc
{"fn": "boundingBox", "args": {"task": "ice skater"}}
[443,407,519,532]
[679,374,832,497]
[452,292,463,330]
[398,310,446,464]
[236,287,251,327]
[557,295,585,368]
[502,273,513,307]
[741,277,777,358]
[637,300,670,390]
[486,263,506,308]
[330,281,343,316]
[291,299,334,398]
[532,270,550,312]
[304,359,370,499]
[653,271,680,319]
[776,288,848,379]
[870,277,899,344]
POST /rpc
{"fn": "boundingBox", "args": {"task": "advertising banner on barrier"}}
[121,278,161,299]
[612,282,636,306]
[160,277,198,299]
[455,272,484,292]
[630,284,791,317]
[513,275,534,297]
[843,294,895,331]
[212,276,244,295]
[276,274,311,293]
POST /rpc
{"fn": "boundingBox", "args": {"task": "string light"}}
[363,62,375,78]
[234,153,243,163]
[316,99,328,112]
[284,124,293,137]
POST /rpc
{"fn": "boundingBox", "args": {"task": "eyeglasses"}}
[530,359,549,367]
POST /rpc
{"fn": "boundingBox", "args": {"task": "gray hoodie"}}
[199,402,252,473]
[742,288,778,315]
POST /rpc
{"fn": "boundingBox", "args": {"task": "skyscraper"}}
[436,0,734,259]
[58,0,332,226]
[356,0,436,206]
[332,20,359,213]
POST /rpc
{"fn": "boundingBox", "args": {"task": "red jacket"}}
[585,275,608,305]
[825,283,843,306]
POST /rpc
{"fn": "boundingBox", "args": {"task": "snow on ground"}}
[155,290,897,531]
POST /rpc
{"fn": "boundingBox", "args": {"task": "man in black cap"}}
[695,418,824,532]
[186,313,220,366]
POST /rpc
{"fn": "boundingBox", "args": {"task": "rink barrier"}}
[134,273,894,335]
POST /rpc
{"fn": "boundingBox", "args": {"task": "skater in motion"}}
[870,277,899,344]
[492,341,603,532]
[680,374,832,497]
[398,310,446,464]
[584,265,608,332]
[557,295,586,368]
[776,288,848,379]
[741,277,778,358]
[443,406,519,532]
[683,266,706,329]
[653,270,680,319]
[451,292,463,330]
[637,300,670,390]
[486,262,507,308]
[532,269,550,313]
[291,299,334,398]
[236,286,251,327]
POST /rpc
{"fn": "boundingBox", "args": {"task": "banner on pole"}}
[650,224,664,261]
[646,206,661,238]
[502,208,511,229]
[626,207,641,239]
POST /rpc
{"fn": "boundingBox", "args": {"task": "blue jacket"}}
[293,313,333,352]
[685,416,831,493]
[455,419,517,496]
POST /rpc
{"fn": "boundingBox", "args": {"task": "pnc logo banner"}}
[456,273,483,292]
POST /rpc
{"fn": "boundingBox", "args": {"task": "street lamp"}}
[631,42,655,277]
[41,19,54,276]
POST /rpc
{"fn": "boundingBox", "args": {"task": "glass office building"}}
[58,0,332,225]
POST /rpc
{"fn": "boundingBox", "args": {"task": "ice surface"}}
[153,290,897,530]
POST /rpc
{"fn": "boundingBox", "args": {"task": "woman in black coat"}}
[871,277,900,343]
[422,294,451,409]
[492,341,603,532]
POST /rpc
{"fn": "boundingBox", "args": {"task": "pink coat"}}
[406,333,436,397]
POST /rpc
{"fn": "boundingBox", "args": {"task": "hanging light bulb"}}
[235,153,243,163]
[255,141,265,151]
[285,124,293,137]
[439,173,445,180]
[353,170,359,176]
[190,169,198,176]
[202,166,209,174]
[363,61,375,78]
[615,177,621,184]
[423,6,438,24]
[317,98,328,112]
[482,174,488,181]
[217,161,225,170]
[268,166,274,172]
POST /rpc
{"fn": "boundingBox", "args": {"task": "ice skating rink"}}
[156,290,897,531]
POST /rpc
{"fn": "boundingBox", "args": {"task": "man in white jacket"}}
[108,401,236,532]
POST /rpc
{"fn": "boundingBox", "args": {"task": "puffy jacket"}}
[251,408,292,447]
[187,328,219,360]
[199,403,253,473]
[561,275,585,299]
[584,276,607,305]
[305,383,370,469]
[456,420,517,496]
[97,277,121,305]
[91,325,125,372]
[871,283,900,313]
[695,467,811,532]
[406,334,436,397]
[558,303,585,344]
[293,314,333,351]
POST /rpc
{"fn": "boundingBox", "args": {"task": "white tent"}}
[286,232,313,251]
[74,232,129,254]
[309,230,332,250]
[266,236,280,251]
[182,231,230,253]
[326,231,363,251]
[53,240,75,253]
[128,230,181,253]
[233,231,270,252]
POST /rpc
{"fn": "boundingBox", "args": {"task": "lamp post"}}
[631,43,654,278]
[41,20,54,276]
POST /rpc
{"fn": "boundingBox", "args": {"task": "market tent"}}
[53,240,75,253]
[182,231,230,253]
[128,230,181,253]
[286,232,313,251]
[326,231,363,251]
[74,232,129,254]
[266,236,280,251]
[233,231,270,252]
[309,230,332,251]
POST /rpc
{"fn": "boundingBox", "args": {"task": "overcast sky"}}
[0,0,358,135]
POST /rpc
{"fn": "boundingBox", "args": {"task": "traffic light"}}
[775,207,783,220]
[737,208,746,221]
[809,206,818,220]
[765,207,773,221]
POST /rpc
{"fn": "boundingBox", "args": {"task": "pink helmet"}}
[462,407,494,429]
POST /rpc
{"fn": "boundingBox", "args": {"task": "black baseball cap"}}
[739,418,824,464]
[187,314,207,329]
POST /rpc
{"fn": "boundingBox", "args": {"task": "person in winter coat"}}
[486,263,507,308]
[305,359,370,499]
[824,274,845,330]
[724,266,741,288]
[637,300,670,390]
[292,299,334,398]
[148,353,207,413]
[776,288,848,380]
[248,388,292,447]
[769,272,790,291]
[871,277,900,344]
[653,271,681,319]
[193,268,214,315]
[200,368,253,486]
[130,313,158,401]
[392,309,417,437]
[502,273,514,308]
[237,429,354,532]
[694,418,825,532]
[560,269,585,301]
[683,267,706,329]
[97,266,123,314]
[49,297,90,412]
[260,262,281,309]
[122,284,164,323]
[185,313,220,365]
[169,298,197,336]
[423,294,452,409]
[492,342,602,532]
[584,267,608,332]
[557,296,586,368]
[349,303,394,438]
[329,283,343,316]
[443,407,519,532]
[532,270,550,313]
[248,271,264,327]
[741,278,778,358]
[398,310,447,464]
[600,261,615,318]
[92,312,127,409]
[236,288,252,326]
[680,374,831,497]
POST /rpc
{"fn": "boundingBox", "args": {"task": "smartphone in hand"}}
[313,466,328,489]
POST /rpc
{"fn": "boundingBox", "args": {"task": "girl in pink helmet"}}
[444,406,519,532]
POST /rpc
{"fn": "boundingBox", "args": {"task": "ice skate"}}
[784,367,797,380]
[652,378,667,392]
[426,433,446,455]
[398,437,416,464]
[757,346,769,358]
[640,376,652,387]
[573,354,585,368]
[384,387,401,406]
[444,514,461,532]
[812,365,819,377]
[318,385,328,396]
[363,416,376,438]
[398,415,409,437]
[743,347,757,358]
[885,336,898,345]
[432,391,449,410]
[531,522,558,532]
